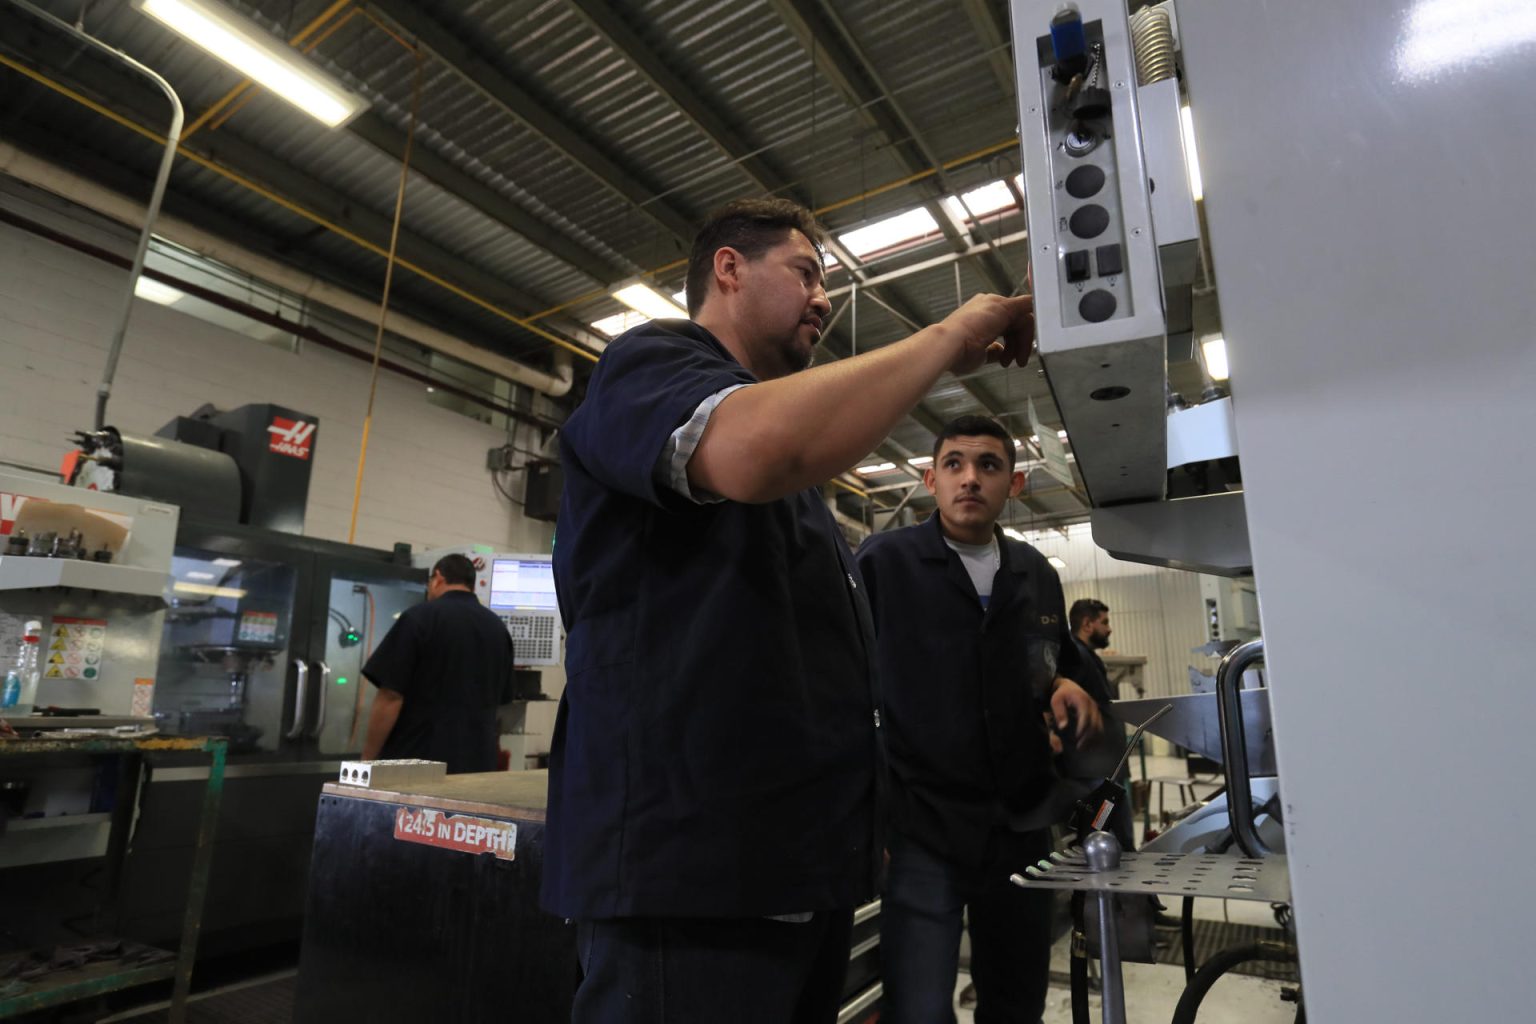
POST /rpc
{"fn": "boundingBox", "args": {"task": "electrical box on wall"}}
[523,460,562,522]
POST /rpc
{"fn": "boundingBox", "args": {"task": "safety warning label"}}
[46,617,107,680]
[392,807,517,861]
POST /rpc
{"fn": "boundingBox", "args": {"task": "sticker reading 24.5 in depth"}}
[392,807,517,861]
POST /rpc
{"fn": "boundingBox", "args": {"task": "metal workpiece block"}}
[1011,847,1290,904]
[337,759,447,789]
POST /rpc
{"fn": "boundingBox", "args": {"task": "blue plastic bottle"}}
[1,669,19,710]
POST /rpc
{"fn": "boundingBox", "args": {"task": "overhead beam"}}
[565,0,795,201]
[765,0,1014,293]
[347,110,629,287]
[0,18,599,359]
[960,0,1017,97]
[366,0,696,247]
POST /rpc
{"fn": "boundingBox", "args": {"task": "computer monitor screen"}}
[488,558,558,610]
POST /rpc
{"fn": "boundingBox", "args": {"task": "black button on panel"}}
[1069,204,1110,239]
[1065,165,1105,199]
[1079,289,1117,323]
[1095,243,1123,276]
[1064,249,1091,282]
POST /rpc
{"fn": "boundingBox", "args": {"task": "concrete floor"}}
[951,754,1301,1024]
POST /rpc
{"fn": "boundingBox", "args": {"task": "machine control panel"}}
[1037,21,1135,330]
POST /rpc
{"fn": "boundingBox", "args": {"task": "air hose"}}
[1070,892,1091,1024]
[1170,940,1298,1024]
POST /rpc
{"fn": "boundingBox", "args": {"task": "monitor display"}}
[488,558,558,610]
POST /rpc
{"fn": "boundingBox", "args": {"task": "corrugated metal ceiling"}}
[0,0,1082,520]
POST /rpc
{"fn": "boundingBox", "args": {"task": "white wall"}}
[0,188,554,560]
[1019,525,1218,700]
[0,185,566,721]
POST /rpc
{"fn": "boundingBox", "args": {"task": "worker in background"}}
[1061,597,1135,846]
[856,414,1102,1024]
[361,553,513,773]
[545,198,1034,1023]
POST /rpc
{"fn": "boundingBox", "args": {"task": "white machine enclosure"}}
[0,469,177,716]
[1013,0,1536,1019]
[1177,0,1536,1018]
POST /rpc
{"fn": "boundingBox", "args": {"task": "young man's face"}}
[1084,613,1112,648]
[734,229,830,378]
[923,435,1025,539]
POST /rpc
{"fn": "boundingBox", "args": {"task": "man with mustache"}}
[545,199,1036,1023]
[856,415,1102,1024]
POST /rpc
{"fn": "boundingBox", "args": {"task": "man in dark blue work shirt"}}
[1061,597,1135,846]
[857,415,1102,1024]
[361,553,513,774]
[545,198,1036,1023]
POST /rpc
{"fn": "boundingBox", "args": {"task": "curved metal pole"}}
[1215,637,1270,857]
[7,0,184,429]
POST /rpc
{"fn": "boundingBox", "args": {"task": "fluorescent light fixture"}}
[1202,334,1230,380]
[1047,556,1068,569]
[134,0,367,128]
[1396,0,1536,81]
[907,455,933,466]
[590,310,648,338]
[135,277,186,305]
[210,557,241,567]
[1180,105,1204,202]
[942,180,1017,222]
[855,462,897,475]
[612,282,687,320]
[184,570,216,580]
[173,581,248,599]
[837,207,940,258]
[672,289,688,310]
[1003,528,1026,541]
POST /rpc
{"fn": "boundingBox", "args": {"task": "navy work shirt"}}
[543,319,881,920]
[1059,635,1130,782]
[362,590,514,774]
[856,514,1082,868]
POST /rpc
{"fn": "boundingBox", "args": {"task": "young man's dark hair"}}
[432,553,477,588]
[931,413,1017,466]
[684,198,825,317]
[1069,597,1110,633]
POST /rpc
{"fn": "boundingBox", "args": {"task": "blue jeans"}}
[572,911,854,1024]
[882,829,1055,1024]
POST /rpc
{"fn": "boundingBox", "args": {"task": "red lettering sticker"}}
[266,416,316,460]
[392,807,518,861]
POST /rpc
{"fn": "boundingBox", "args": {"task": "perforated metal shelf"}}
[1010,849,1290,904]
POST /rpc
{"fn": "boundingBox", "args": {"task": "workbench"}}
[0,733,226,1022]
[293,769,573,1023]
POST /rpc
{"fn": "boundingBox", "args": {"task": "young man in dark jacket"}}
[857,415,1102,1024]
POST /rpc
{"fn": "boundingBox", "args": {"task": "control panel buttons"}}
[1079,289,1117,323]
[1069,204,1110,239]
[1064,249,1091,282]
[1065,165,1105,199]
[1095,243,1124,277]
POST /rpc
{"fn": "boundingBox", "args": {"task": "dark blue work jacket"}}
[856,514,1081,867]
[543,319,881,920]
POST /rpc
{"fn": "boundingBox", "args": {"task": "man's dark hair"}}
[1070,598,1110,632]
[931,414,1017,466]
[432,553,477,588]
[685,198,825,317]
